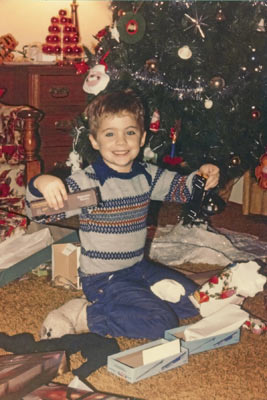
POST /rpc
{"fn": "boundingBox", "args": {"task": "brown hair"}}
[85,89,145,136]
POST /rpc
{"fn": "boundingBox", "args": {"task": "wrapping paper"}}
[149,222,262,266]
[189,261,266,317]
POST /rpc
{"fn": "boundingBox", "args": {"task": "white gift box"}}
[108,339,188,383]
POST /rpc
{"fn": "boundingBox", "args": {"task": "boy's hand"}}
[198,164,220,190]
[34,175,68,210]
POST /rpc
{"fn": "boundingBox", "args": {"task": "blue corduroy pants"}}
[79,259,199,339]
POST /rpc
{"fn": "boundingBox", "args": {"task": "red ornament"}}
[64,25,72,33]
[53,35,60,43]
[46,35,54,43]
[51,17,59,24]
[150,110,160,133]
[63,46,73,55]
[60,16,68,24]
[63,35,71,43]
[118,9,126,17]
[42,44,54,54]
[74,61,89,75]
[96,28,108,40]
[251,108,261,120]
[48,25,60,33]
[72,45,82,54]
[255,151,267,190]
[71,35,79,43]
[54,46,62,54]
[59,9,67,16]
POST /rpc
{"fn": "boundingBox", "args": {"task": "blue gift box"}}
[107,338,188,383]
[164,324,240,355]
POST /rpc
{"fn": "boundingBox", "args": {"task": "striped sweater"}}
[26,158,195,275]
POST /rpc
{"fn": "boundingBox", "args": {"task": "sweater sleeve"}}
[146,163,196,204]
[25,168,98,224]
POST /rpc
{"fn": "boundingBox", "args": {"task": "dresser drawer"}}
[39,75,86,106]
[40,114,78,147]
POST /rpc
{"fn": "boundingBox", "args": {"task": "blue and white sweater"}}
[26,158,195,275]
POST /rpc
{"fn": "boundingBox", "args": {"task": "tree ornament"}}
[99,50,110,71]
[150,110,160,132]
[178,45,192,60]
[215,8,226,22]
[256,18,265,32]
[255,150,267,190]
[74,60,89,75]
[183,11,208,39]
[83,64,110,95]
[118,9,126,17]
[209,76,225,90]
[251,107,261,120]
[204,98,213,109]
[117,12,146,44]
[110,21,120,43]
[95,28,108,41]
[229,155,241,167]
[145,58,158,73]
[143,146,157,163]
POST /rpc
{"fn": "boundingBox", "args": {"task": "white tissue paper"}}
[189,261,266,317]
[184,304,249,341]
[150,279,186,303]
[231,261,266,297]
[0,228,53,270]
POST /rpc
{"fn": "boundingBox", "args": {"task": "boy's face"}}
[89,112,146,173]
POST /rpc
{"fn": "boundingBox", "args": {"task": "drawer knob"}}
[49,87,70,98]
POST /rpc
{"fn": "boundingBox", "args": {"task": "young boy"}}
[26,90,219,339]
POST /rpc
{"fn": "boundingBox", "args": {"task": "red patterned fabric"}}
[0,103,30,241]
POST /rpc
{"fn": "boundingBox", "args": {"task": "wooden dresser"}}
[0,64,87,172]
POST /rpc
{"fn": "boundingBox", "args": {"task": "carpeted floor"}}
[0,202,266,400]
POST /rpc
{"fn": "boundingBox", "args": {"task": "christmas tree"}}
[73,0,267,189]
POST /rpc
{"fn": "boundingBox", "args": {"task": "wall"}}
[0,0,112,52]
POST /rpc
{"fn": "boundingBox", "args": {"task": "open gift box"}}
[164,325,240,355]
[164,304,247,355]
[107,338,188,383]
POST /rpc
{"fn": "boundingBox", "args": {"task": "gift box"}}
[164,324,240,355]
[52,242,81,289]
[0,351,67,400]
[107,338,188,383]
